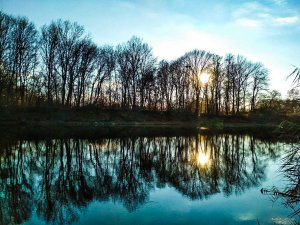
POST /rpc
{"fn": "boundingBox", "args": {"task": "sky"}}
[1,0,300,95]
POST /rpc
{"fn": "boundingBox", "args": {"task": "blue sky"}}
[1,0,299,95]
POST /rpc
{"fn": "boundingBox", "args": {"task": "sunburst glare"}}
[200,72,210,84]
[197,151,210,167]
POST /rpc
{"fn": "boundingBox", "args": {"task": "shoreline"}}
[0,120,281,140]
[0,120,278,128]
[1,107,298,138]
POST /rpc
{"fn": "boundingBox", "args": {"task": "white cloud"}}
[236,18,261,28]
[271,0,287,6]
[257,13,271,19]
[232,2,269,28]
[236,212,256,221]
[274,16,298,25]
[232,1,299,28]
[151,26,233,60]
[232,2,270,19]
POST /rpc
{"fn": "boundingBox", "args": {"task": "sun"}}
[200,72,210,84]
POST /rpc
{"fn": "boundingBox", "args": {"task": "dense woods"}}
[1,11,298,116]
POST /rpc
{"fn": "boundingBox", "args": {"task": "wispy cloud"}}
[232,2,269,28]
[232,1,299,28]
[236,18,261,28]
[271,0,287,6]
[152,26,233,60]
[274,16,298,25]
[232,2,270,19]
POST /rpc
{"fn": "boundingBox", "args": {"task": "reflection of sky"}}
[1,0,300,96]
[24,145,292,225]
[75,166,290,225]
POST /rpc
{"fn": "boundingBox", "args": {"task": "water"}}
[0,134,297,225]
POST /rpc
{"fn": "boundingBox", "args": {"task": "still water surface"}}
[0,134,297,225]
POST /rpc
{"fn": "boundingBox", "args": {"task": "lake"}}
[0,132,298,225]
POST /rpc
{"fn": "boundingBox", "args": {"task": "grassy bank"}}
[0,106,299,138]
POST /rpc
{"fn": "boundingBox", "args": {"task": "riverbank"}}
[0,122,283,141]
[0,106,283,128]
[1,106,299,139]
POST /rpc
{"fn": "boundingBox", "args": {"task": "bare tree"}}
[40,22,59,103]
[0,12,13,104]
[156,60,172,110]
[8,16,38,104]
[183,50,212,116]
[250,63,268,112]
[116,36,156,109]
[56,20,85,105]
[74,38,97,107]
[208,54,223,115]
[89,45,115,105]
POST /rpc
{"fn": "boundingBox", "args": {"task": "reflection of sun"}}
[197,152,210,166]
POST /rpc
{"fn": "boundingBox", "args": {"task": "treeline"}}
[0,11,270,115]
[256,89,300,114]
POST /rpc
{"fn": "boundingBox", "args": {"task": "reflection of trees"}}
[153,135,271,199]
[262,145,300,220]
[0,140,34,225]
[0,135,281,224]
